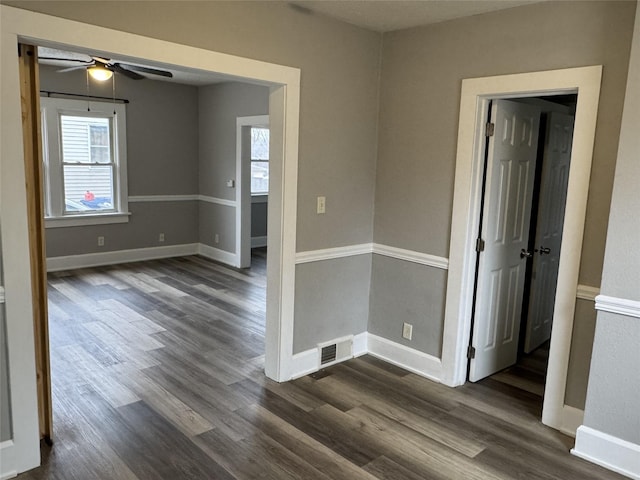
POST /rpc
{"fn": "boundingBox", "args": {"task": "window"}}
[250,127,269,195]
[40,97,129,227]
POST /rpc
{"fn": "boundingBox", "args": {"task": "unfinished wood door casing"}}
[18,43,52,443]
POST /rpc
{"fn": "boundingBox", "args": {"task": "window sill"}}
[45,212,131,229]
[251,194,268,204]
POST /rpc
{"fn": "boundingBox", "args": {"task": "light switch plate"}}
[317,196,326,214]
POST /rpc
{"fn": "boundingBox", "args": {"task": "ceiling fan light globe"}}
[88,66,113,81]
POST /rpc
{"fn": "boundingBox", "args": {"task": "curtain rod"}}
[40,90,130,104]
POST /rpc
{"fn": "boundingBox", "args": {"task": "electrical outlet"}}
[214,234,220,244]
[402,322,413,340]
[97,236,105,247]
[159,233,165,242]
[317,196,326,214]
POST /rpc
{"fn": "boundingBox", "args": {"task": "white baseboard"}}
[251,236,268,248]
[46,243,199,272]
[47,243,238,272]
[366,333,442,383]
[560,405,584,438]
[197,243,237,266]
[289,332,368,380]
[572,426,640,479]
[290,348,319,380]
[353,332,367,357]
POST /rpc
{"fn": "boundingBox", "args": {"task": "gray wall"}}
[251,200,268,239]
[39,64,200,257]
[369,255,446,357]
[583,7,640,445]
[198,82,269,251]
[294,255,371,353]
[373,0,636,409]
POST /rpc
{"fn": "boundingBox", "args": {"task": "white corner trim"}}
[197,243,237,266]
[372,243,449,270]
[0,286,4,304]
[577,285,600,302]
[251,236,268,248]
[198,195,236,208]
[46,244,199,272]
[289,332,368,380]
[367,333,443,383]
[295,243,372,264]
[595,295,640,319]
[353,332,367,357]
[0,471,17,480]
[128,194,198,203]
[572,426,640,480]
[560,405,584,438]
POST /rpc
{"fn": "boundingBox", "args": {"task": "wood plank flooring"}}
[18,250,623,480]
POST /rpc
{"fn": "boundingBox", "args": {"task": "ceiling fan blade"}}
[117,63,173,78]
[39,57,92,64]
[111,63,144,80]
[57,65,91,73]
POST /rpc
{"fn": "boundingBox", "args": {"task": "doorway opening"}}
[441,66,602,436]
[468,95,577,407]
[35,43,273,455]
[237,115,270,269]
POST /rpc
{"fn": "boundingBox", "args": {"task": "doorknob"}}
[535,246,551,255]
[520,249,533,259]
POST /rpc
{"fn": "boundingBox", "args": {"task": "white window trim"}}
[40,96,129,227]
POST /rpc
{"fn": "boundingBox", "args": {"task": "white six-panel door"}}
[469,99,541,382]
[524,112,574,353]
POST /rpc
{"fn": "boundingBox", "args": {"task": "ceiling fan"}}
[39,53,173,81]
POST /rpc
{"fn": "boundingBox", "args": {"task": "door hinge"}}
[467,345,476,359]
[475,238,485,252]
[486,122,495,137]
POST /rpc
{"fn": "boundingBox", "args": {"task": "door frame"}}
[441,66,602,434]
[236,115,270,269]
[0,5,300,475]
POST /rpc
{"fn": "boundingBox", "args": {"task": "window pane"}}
[251,161,269,194]
[89,124,109,146]
[63,164,114,212]
[251,127,269,160]
[91,146,110,164]
[61,115,111,164]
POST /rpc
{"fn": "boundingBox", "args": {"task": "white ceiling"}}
[293,0,544,33]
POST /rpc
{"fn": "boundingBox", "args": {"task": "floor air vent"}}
[320,344,337,365]
[318,336,353,368]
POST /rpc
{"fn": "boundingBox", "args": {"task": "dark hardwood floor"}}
[18,250,622,479]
